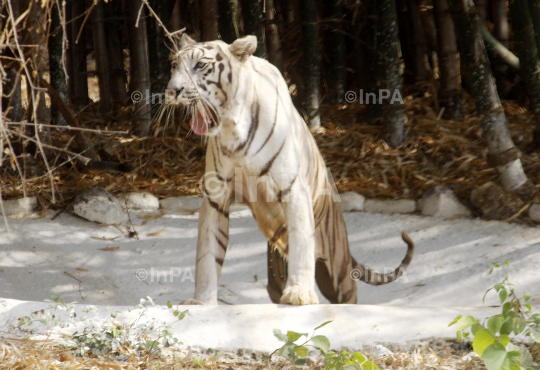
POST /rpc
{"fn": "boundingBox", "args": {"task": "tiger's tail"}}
[351,231,415,286]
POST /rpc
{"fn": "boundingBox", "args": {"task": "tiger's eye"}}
[195,62,206,70]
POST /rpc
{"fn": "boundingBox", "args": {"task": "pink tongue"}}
[190,110,208,136]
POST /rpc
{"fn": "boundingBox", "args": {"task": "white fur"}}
[171,37,319,306]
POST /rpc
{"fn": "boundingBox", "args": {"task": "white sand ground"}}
[0,209,539,351]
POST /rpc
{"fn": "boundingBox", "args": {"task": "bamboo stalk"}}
[243,0,266,57]
[300,0,320,129]
[91,0,113,112]
[508,0,540,150]
[265,0,283,71]
[449,0,533,195]
[433,0,462,120]
[128,0,152,137]
[71,0,89,107]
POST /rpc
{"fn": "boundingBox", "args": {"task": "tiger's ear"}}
[229,36,257,62]
[179,33,196,50]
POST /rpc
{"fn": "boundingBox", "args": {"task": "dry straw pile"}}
[2,95,539,218]
[0,337,485,370]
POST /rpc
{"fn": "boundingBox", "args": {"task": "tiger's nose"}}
[167,87,184,98]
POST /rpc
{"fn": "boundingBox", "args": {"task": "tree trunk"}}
[374,0,405,146]
[243,0,265,58]
[300,0,320,129]
[397,0,415,85]
[324,0,346,103]
[508,0,540,149]
[473,0,487,21]
[219,0,238,43]
[128,0,152,137]
[91,0,113,113]
[407,0,429,83]
[148,0,176,98]
[433,0,462,120]
[48,3,68,126]
[71,0,89,107]
[265,0,283,71]
[169,0,182,32]
[201,0,219,41]
[449,0,533,195]
[420,5,437,70]
[491,0,511,98]
[105,2,128,104]
[528,1,540,54]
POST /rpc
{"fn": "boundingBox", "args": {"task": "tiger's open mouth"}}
[183,104,219,136]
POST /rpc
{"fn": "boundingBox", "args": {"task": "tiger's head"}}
[166,33,257,136]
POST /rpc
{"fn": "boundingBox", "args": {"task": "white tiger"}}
[166,33,414,305]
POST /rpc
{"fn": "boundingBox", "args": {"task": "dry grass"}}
[1,94,540,220]
[0,337,486,370]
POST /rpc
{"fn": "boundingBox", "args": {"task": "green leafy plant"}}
[450,260,539,370]
[272,321,379,370]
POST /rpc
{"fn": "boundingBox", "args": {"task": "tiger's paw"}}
[280,285,319,305]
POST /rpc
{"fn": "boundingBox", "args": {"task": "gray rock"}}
[71,188,128,224]
[0,197,37,217]
[418,186,471,218]
[160,196,203,212]
[364,199,417,214]
[529,204,540,222]
[338,191,365,212]
[122,192,160,211]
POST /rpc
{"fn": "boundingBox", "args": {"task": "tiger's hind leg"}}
[315,257,357,304]
[266,242,288,303]
[313,198,358,304]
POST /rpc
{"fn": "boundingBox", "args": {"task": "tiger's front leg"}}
[184,150,234,305]
[280,175,319,305]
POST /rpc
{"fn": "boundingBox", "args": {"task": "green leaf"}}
[287,331,306,343]
[314,321,333,331]
[457,330,462,342]
[531,314,540,325]
[500,319,514,335]
[473,329,496,356]
[494,284,503,293]
[360,361,379,370]
[457,316,477,331]
[352,352,367,363]
[167,301,173,309]
[310,335,330,354]
[177,310,186,320]
[502,302,514,318]
[294,346,308,358]
[343,366,360,370]
[449,315,462,327]
[273,329,287,342]
[499,335,510,348]
[488,316,505,334]
[499,289,508,303]
[482,343,517,370]
[294,358,306,365]
[507,343,532,367]
[472,323,483,335]
[523,292,531,302]
[51,294,60,302]
[530,325,540,343]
